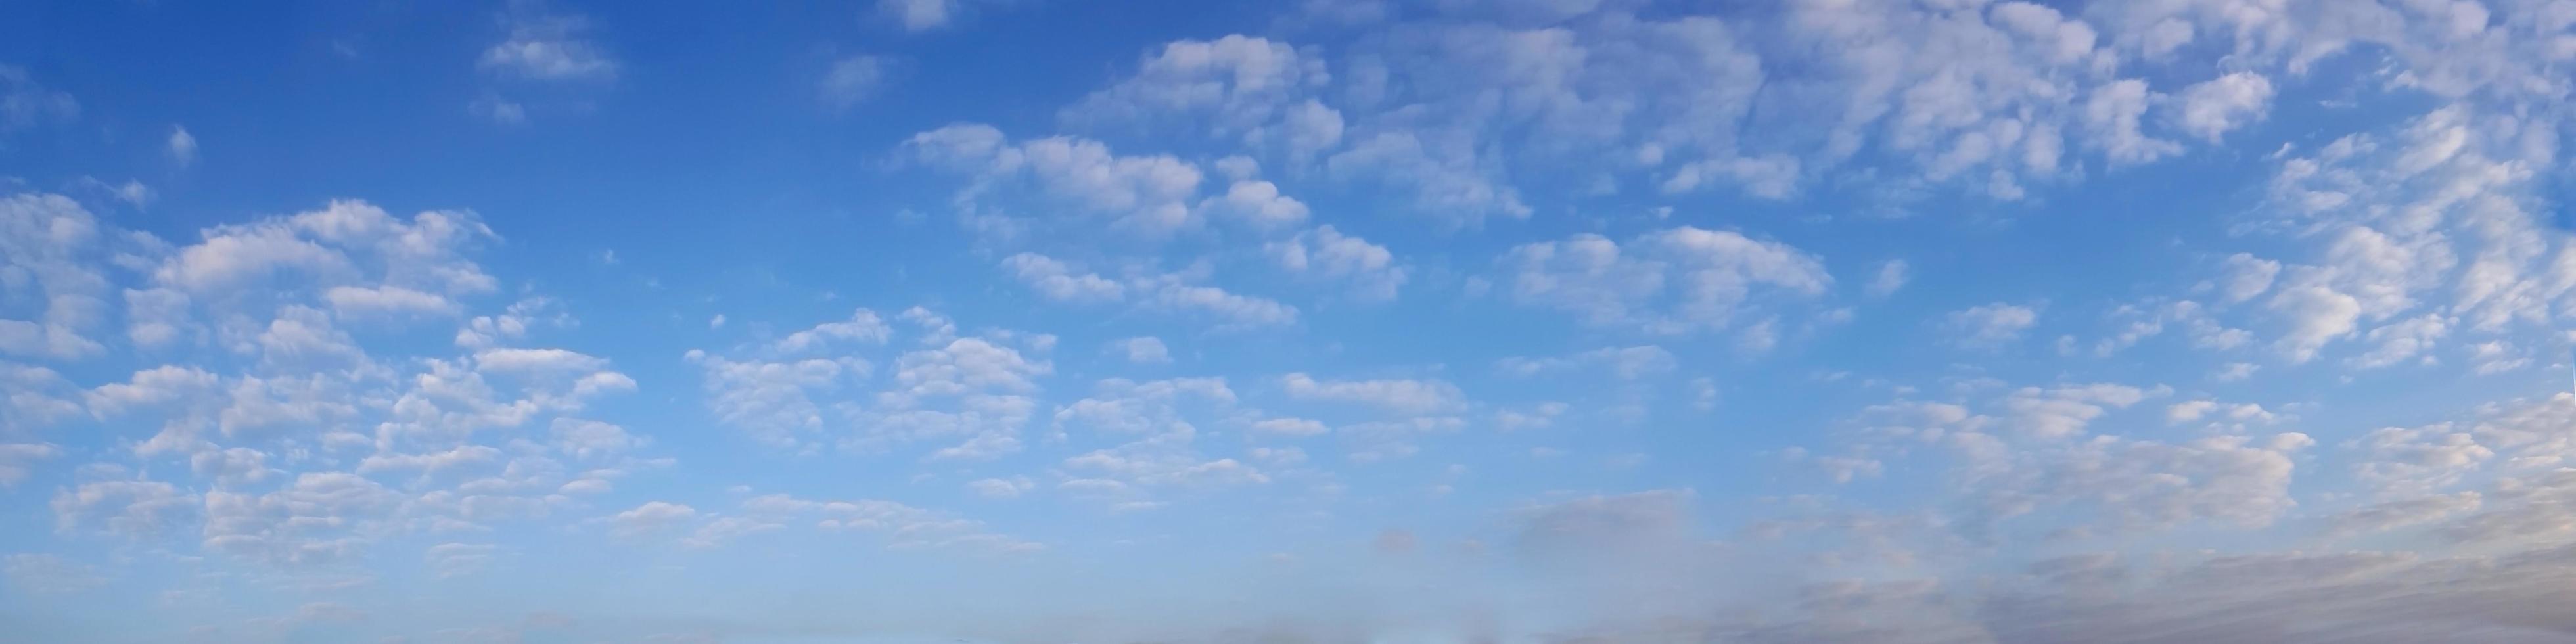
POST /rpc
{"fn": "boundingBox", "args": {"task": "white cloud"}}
[2174,72,2276,141]
[166,125,196,166]
[966,476,1034,499]
[479,8,618,81]
[2269,283,2363,363]
[471,95,528,124]
[323,285,457,318]
[1267,225,1406,300]
[2349,313,2450,369]
[773,308,892,354]
[425,543,499,578]
[1280,373,1464,416]
[2219,252,2282,303]
[0,443,59,486]
[2083,79,2182,166]
[0,65,78,131]
[1498,345,1676,380]
[904,125,1205,235]
[610,501,697,540]
[551,418,641,460]
[879,0,960,31]
[1199,180,1310,229]
[1945,303,2040,348]
[1061,34,1335,161]
[1137,276,1299,327]
[1864,260,1910,298]
[820,55,890,110]
[1250,417,1329,437]
[473,348,608,374]
[1501,227,1830,335]
[1000,254,1125,303]
[2000,383,2150,439]
[2351,425,2494,495]
[1114,336,1170,364]
[3,553,103,594]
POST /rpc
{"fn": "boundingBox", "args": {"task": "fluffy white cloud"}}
[1945,302,2040,348]
[0,442,58,486]
[479,8,618,81]
[905,125,1206,235]
[1199,179,1310,229]
[1266,225,1406,300]
[1497,345,1675,380]
[2174,72,2276,141]
[1864,259,1910,298]
[1279,372,1464,416]
[166,124,196,166]
[1502,227,1830,335]
[819,55,890,110]
[1249,416,1329,437]
[878,0,963,32]
[1062,35,1339,164]
[323,285,457,318]
[1113,336,1170,363]
[1000,254,1125,304]
[772,308,892,354]
[965,476,1034,499]
[473,348,608,374]
[610,501,697,540]
[0,65,78,131]
[2218,252,2282,303]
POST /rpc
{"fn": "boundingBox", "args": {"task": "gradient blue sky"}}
[6,1,2576,643]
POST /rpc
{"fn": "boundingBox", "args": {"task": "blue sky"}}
[6,0,2576,642]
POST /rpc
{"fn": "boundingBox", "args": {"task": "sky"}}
[5,0,2576,642]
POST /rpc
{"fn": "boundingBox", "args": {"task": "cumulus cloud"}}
[478,6,618,81]
[1280,372,1464,416]
[819,54,892,110]
[1113,336,1170,363]
[166,124,196,166]
[1266,225,1406,300]
[1945,302,2040,348]
[1501,227,1831,336]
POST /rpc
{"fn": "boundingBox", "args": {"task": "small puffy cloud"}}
[2173,72,2274,142]
[1498,346,1675,380]
[551,418,642,460]
[1280,373,1464,416]
[1199,180,1309,229]
[1268,225,1406,301]
[610,501,696,540]
[0,65,78,131]
[3,553,104,594]
[166,125,196,166]
[323,285,457,318]
[772,308,892,354]
[0,443,60,486]
[903,125,1205,235]
[2268,283,2363,363]
[1500,227,1831,336]
[965,476,1034,499]
[2082,79,2182,165]
[1945,303,2040,348]
[879,0,960,31]
[2218,253,2281,303]
[819,55,890,110]
[479,7,618,82]
[1114,336,1170,364]
[473,348,608,374]
[1001,254,1125,303]
[1864,259,1910,298]
[1250,417,1329,437]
